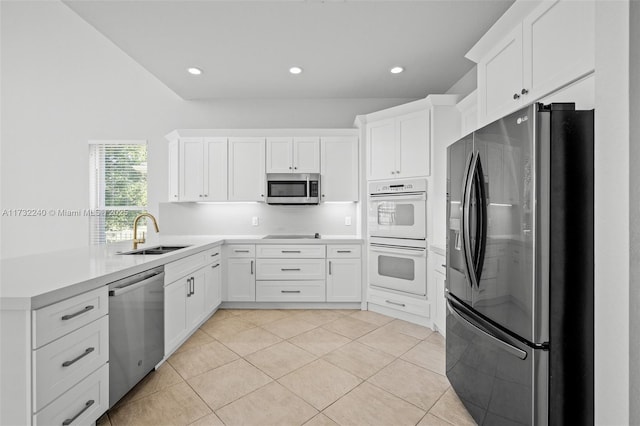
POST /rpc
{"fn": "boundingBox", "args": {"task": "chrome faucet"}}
[132,213,159,250]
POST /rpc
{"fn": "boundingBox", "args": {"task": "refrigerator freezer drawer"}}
[446,298,548,425]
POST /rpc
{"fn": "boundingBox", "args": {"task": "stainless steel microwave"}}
[266,173,320,205]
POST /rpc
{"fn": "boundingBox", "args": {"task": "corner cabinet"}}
[320,136,359,202]
[470,0,595,125]
[367,110,430,180]
[228,138,266,201]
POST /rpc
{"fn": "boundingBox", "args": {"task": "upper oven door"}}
[368,192,426,239]
[368,244,427,296]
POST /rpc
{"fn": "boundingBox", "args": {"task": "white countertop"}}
[0,235,363,310]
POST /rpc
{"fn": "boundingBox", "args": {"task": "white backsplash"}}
[159,202,359,236]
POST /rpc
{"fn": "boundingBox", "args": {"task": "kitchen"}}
[0,0,637,425]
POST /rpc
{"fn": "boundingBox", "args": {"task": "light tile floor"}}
[98,309,476,426]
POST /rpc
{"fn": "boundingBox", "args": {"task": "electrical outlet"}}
[345,216,352,226]
[252,216,259,226]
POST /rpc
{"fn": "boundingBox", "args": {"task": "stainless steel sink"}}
[119,245,190,255]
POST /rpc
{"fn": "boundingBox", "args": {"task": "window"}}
[89,141,147,244]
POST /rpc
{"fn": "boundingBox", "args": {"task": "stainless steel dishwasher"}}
[108,266,164,407]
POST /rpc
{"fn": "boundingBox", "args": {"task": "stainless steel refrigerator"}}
[445,103,594,425]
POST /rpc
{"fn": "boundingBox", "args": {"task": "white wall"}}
[0,0,414,259]
[594,1,630,424]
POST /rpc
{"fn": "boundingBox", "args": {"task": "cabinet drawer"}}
[33,363,108,426]
[204,247,222,263]
[368,289,431,318]
[256,245,325,259]
[256,281,326,302]
[226,245,256,258]
[165,251,207,284]
[33,287,108,349]
[327,245,361,258]
[33,316,108,411]
[256,259,325,280]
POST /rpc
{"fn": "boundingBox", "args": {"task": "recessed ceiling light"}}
[289,66,303,75]
[187,67,203,75]
[390,66,404,74]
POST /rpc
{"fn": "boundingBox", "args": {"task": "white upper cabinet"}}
[266,137,320,173]
[228,137,266,201]
[367,110,429,180]
[173,137,227,202]
[168,140,179,201]
[320,136,359,202]
[470,0,595,125]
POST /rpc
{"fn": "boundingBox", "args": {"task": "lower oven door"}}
[368,244,427,296]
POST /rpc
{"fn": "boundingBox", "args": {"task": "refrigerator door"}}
[471,104,540,343]
[446,134,474,306]
[446,297,548,426]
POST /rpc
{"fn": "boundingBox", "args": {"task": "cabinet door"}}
[266,138,293,173]
[228,137,266,201]
[180,137,204,201]
[367,119,396,180]
[186,269,207,329]
[397,110,430,177]
[293,137,320,173]
[164,279,188,355]
[523,0,595,101]
[477,25,524,125]
[168,140,180,202]
[203,137,227,201]
[321,136,358,202]
[226,258,256,301]
[326,258,361,302]
[434,271,446,337]
[205,262,222,312]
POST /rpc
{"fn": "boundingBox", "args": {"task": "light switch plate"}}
[345,216,352,226]
[252,216,259,226]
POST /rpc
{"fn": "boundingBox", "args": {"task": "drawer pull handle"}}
[337,250,351,253]
[281,290,301,294]
[211,253,219,257]
[281,250,301,253]
[441,264,446,268]
[235,250,250,253]
[385,300,406,307]
[329,261,332,275]
[251,260,254,275]
[212,264,220,269]
[281,268,301,271]
[62,399,94,425]
[61,305,94,321]
[62,347,95,367]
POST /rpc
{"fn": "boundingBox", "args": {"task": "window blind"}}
[89,141,147,244]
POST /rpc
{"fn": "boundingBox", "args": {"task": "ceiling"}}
[64,1,513,100]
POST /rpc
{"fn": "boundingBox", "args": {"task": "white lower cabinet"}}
[326,245,362,302]
[226,258,256,301]
[433,254,446,337]
[164,247,223,356]
[34,363,109,426]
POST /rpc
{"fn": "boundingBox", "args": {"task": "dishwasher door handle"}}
[109,272,165,297]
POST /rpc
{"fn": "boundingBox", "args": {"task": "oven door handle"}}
[369,246,426,257]
[306,176,310,200]
[369,193,426,201]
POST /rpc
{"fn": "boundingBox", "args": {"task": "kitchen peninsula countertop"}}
[0,235,363,310]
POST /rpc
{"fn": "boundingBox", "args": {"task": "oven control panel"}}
[368,178,427,195]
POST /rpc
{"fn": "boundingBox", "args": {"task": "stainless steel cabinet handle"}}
[337,250,351,253]
[250,260,254,275]
[186,278,191,298]
[289,166,292,170]
[396,170,400,174]
[62,347,95,367]
[281,268,301,271]
[391,171,395,175]
[385,300,406,307]
[513,93,520,100]
[521,88,529,95]
[191,277,195,296]
[329,261,332,275]
[235,250,250,253]
[441,264,446,268]
[61,305,94,321]
[281,250,301,253]
[212,264,220,269]
[62,400,94,425]
[281,290,301,294]
[211,253,219,257]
